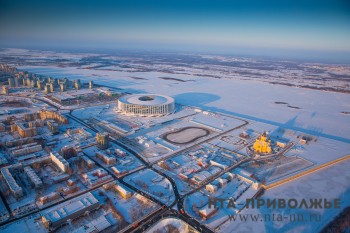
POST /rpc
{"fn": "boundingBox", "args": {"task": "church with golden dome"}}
[253,131,272,154]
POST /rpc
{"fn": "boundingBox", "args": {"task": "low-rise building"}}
[222,172,234,181]
[82,168,112,187]
[102,181,117,190]
[39,192,60,205]
[205,183,218,193]
[41,192,100,229]
[114,184,133,199]
[72,215,111,233]
[217,178,228,188]
[198,204,218,220]
[81,155,95,168]
[111,166,127,176]
[96,151,116,165]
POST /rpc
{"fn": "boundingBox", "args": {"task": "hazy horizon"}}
[1,0,350,63]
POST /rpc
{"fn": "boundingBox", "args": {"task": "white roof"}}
[118,94,174,106]
[42,192,99,223]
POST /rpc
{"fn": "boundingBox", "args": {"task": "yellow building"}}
[253,132,272,154]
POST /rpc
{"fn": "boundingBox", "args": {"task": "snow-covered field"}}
[219,159,350,233]
[124,169,175,205]
[146,217,195,233]
[1,48,349,232]
[12,62,350,141]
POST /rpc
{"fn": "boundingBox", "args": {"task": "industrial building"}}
[41,192,100,229]
[72,215,111,233]
[117,94,175,117]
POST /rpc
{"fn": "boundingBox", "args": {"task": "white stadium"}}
[117,94,175,117]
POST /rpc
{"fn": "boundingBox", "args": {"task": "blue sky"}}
[0,0,349,59]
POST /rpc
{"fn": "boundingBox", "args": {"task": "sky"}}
[0,0,350,60]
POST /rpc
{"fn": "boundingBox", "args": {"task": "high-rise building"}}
[14,78,19,87]
[2,86,9,94]
[60,83,66,92]
[37,80,45,90]
[44,84,51,94]
[96,132,109,150]
[30,80,35,88]
[8,78,15,87]
[18,78,23,86]
[49,83,54,92]
[73,79,81,90]
[74,81,81,90]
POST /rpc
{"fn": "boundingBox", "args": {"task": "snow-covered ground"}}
[146,217,196,233]
[12,63,350,141]
[218,159,350,233]
[1,48,349,232]
[123,169,175,205]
